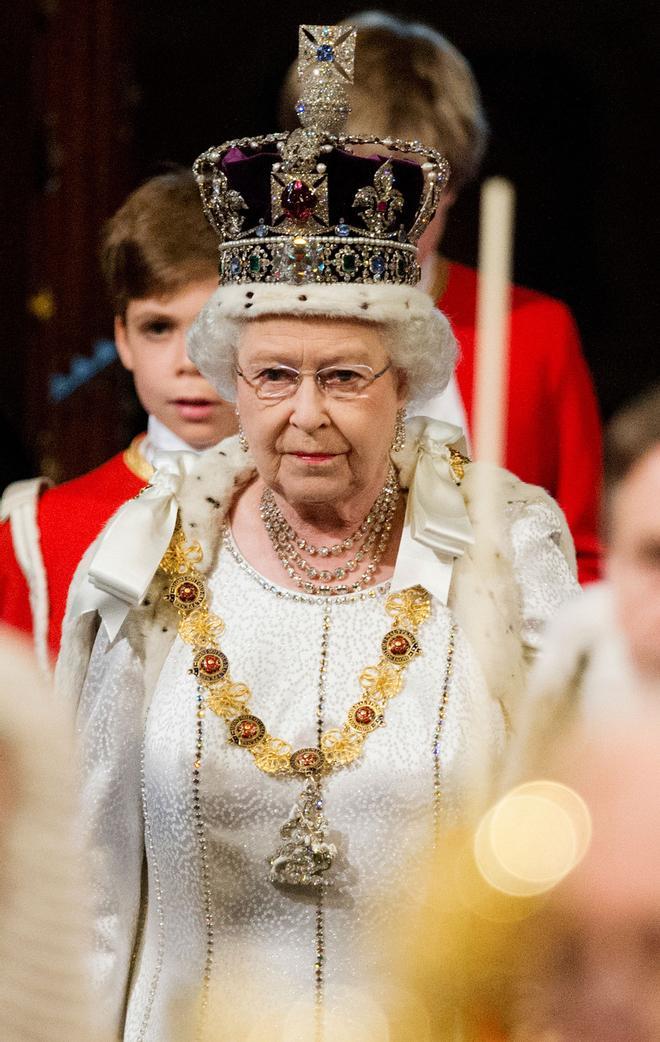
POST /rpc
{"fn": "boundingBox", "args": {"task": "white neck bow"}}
[73,418,474,640]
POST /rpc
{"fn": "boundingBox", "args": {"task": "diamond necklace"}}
[260,464,400,596]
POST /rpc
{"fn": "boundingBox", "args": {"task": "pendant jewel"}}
[268,777,337,888]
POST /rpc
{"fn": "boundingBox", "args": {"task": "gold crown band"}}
[218,236,419,286]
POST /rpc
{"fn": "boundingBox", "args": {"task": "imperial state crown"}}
[193,24,450,288]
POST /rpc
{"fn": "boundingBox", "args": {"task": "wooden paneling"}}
[19,0,137,481]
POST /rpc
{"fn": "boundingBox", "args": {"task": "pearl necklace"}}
[260,464,400,596]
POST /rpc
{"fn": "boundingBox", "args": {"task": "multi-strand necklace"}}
[259,464,400,596]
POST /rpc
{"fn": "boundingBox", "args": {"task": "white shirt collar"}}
[142,415,204,464]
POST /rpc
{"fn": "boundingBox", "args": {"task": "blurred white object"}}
[0,626,95,1042]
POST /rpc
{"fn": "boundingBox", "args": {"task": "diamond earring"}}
[391,408,407,453]
[238,424,249,453]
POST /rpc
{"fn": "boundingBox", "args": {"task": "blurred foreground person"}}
[280,11,603,583]
[381,714,660,1042]
[0,627,93,1042]
[0,169,236,667]
[514,383,660,766]
[510,719,660,1042]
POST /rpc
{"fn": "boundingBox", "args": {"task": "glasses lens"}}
[251,366,300,398]
[318,365,374,398]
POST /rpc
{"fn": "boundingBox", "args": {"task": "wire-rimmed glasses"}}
[235,361,392,400]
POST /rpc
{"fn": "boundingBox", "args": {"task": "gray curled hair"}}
[188,282,457,406]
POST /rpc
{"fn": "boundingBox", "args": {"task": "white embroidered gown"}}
[77,502,577,1041]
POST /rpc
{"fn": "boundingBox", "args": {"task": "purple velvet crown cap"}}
[221,145,425,233]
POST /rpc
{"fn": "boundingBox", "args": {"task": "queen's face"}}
[235,316,407,512]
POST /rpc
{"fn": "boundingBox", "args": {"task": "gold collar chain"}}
[159,524,432,777]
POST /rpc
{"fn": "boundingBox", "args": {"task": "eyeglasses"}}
[235,362,392,400]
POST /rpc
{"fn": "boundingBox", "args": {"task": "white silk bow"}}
[71,451,197,640]
[71,420,473,641]
[390,418,475,604]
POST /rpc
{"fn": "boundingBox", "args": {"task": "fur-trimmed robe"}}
[503,579,658,789]
[56,435,576,743]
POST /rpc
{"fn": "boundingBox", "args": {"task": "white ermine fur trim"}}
[0,630,94,1042]
[187,282,457,404]
[56,437,254,709]
[502,582,642,791]
[57,433,572,760]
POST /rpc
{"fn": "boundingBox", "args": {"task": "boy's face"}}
[115,277,236,450]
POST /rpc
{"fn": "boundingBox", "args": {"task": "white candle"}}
[473,177,515,467]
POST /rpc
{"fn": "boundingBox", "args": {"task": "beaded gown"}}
[77,502,577,1041]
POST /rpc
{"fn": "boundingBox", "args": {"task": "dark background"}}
[2,0,658,483]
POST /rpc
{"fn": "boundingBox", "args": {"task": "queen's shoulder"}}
[461,461,565,520]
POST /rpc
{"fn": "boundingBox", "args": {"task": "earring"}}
[391,408,407,453]
[238,424,249,453]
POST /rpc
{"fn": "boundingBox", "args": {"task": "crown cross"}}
[294,24,357,135]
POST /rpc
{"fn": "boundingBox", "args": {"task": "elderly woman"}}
[58,25,577,1042]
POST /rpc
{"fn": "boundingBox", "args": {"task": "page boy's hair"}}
[101,168,218,317]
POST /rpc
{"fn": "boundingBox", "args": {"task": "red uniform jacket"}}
[441,261,603,583]
[0,446,148,655]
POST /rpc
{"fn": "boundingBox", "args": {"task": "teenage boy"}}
[0,169,234,666]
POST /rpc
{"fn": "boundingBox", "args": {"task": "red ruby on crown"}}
[281,179,317,222]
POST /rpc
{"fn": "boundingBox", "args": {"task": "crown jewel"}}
[194,24,450,288]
